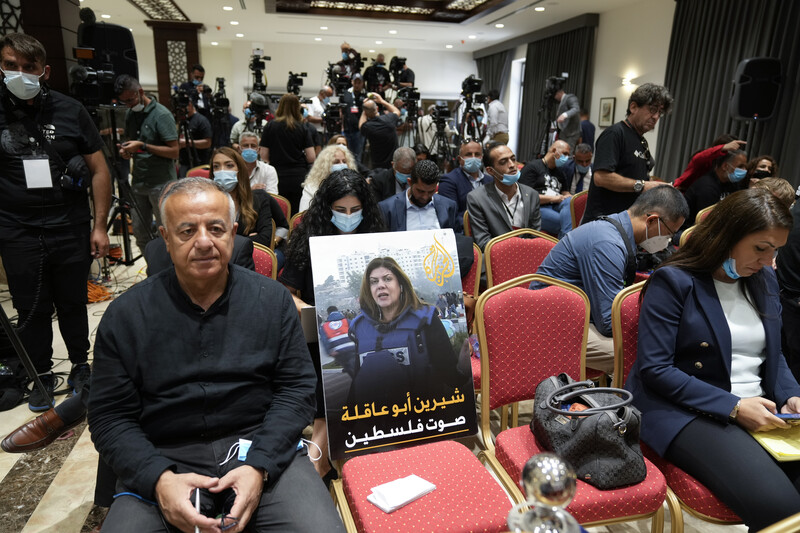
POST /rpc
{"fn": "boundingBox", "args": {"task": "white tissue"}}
[367,474,436,513]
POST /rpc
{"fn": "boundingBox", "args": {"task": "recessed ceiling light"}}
[315,37,322,41]
[236,33,244,38]
[223,6,233,10]
[495,23,504,28]
[468,35,477,39]
[535,6,545,11]
[101,14,111,18]
[389,30,397,34]
[446,44,453,49]
[375,40,383,44]
[369,49,375,53]
[320,26,328,30]
[211,42,219,46]
[230,21,239,25]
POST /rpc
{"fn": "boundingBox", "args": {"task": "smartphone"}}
[775,413,800,425]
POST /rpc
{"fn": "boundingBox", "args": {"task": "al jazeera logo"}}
[423,234,455,286]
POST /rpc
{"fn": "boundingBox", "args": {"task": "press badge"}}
[23,156,52,189]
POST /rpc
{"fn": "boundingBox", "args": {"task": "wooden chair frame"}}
[569,189,589,228]
[252,242,278,279]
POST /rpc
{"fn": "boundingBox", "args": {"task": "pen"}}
[195,488,200,533]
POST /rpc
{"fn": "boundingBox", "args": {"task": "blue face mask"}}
[323,97,330,106]
[241,149,258,163]
[213,170,238,192]
[728,167,747,183]
[342,52,349,60]
[576,164,591,173]
[497,169,520,186]
[395,171,411,185]
[462,157,481,174]
[555,153,570,168]
[192,79,201,86]
[722,257,741,279]
[331,210,363,233]
[330,163,348,172]
[400,108,408,117]
[244,108,253,119]
[302,108,308,118]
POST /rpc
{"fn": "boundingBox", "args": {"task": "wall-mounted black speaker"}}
[729,57,781,121]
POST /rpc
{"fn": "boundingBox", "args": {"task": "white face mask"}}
[639,218,672,254]
[1,68,43,100]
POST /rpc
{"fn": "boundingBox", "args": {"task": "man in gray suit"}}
[466,142,541,250]
[555,83,581,149]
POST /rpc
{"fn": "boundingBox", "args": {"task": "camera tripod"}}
[177,112,201,170]
[429,120,455,172]
[398,113,418,148]
[210,106,232,149]
[458,97,484,141]
[536,94,558,158]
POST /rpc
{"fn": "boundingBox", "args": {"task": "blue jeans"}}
[539,196,573,238]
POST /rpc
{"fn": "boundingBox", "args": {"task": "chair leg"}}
[665,488,684,533]
[500,405,509,431]
[330,479,358,533]
[651,503,665,533]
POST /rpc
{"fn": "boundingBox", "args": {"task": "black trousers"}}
[0,227,92,373]
[781,292,800,382]
[665,415,800,531]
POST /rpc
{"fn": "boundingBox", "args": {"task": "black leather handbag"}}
[531,373,647,490]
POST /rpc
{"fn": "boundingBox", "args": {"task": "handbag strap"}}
[544,382,633,417]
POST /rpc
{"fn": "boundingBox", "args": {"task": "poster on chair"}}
[310,229,477,460]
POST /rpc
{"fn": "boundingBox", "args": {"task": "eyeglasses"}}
[649,214,678,235]
[460,137,481,145]
[218,514,239,531]
[119,94,139,106]
[647,104,665,116]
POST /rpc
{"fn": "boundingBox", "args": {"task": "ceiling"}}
[78,0,640,54]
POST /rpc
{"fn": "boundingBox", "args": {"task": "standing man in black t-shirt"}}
[178,99,212,176]
[359,94,400,169]
[396,63,415,88]
[0,34,111,411]
[340,73,367,162]
[582,83,673,223]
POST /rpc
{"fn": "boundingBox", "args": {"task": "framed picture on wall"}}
[598,97,616,127]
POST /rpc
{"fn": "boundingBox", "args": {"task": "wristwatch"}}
[633,179,645,193]
[141,143,148,153]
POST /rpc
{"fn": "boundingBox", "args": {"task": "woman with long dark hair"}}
[280,169,384,482]
[210,147,274,247]
[625,188,800,530]
[259,93,316,213]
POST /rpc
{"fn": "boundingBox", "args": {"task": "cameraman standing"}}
[114,74,178,252]
[178,64,211,119]
[341,73,367,161]
[177,99,212,176]
[0,33,111,410]
[395,61,415,89]
[484,89,508,145]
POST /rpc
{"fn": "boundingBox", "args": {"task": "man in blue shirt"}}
[533,186,688,373]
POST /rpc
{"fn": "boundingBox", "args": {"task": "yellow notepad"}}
[750,425,800,461]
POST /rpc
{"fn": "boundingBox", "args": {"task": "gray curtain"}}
[655,0,800,187]
[476,50,512,101]
[517,26,595,162]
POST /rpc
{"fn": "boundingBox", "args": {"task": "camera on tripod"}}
[326,63,351,95]
[323,103,346,133]
[171,87,191,119]
[432,103,451,130]
[397,86,420,117]
[461,74,487,103]
[250,50,271,93]
[287,71,307,96]
[544,76,566,103]
[69,47,116,107]
[210,77,229,109]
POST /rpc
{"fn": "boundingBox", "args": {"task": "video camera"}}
[323,102,346,134]
[397,86,420,118]
[69,47,116,107]
[389,56,406,83]
[461,74,487,103]
[171,86,191,120]
[250,50,271,93]
[209,77,229,109]
[326,63,351,95]
[544,76,566,102]
[287,71,307,96]
[432,103,451,131]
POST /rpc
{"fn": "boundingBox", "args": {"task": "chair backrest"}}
[463,210,471,237]
[272,193,291,220]
[570,189,589,228]
[462,243,482,298]
[252,242,278,279]
[679,224,696,247]
[186,164,210,178]
[475,274,589,448]
[289,211,305,237]
[696,203,716,224]
[610,281,646,388]
[484,228,558,289]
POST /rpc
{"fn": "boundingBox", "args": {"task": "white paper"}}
[368,474,436,513]
[23,158,53,189]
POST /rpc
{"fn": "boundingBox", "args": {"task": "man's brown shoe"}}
[1,408,84,453]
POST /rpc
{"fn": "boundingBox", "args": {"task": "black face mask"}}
[752,169,772,180]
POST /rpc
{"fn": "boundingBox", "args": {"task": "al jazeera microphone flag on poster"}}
[310,229,478,460]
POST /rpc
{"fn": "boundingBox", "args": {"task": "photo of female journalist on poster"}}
[348,257,471,408]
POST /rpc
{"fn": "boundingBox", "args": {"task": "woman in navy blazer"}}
[625,188,800,530]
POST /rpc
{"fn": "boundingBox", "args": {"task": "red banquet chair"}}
[570,189,589,228]
[484,228,558,289]
[474,274,668,532]
[271,193,291,221]
[252,242,278,279]
[289,211,305,237]
[462,242,482,391]
[610,283,742,533]
[186,164,210,178]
